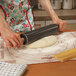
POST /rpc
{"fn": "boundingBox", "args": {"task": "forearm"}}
[0,8,10,31]
[38,0,59,20]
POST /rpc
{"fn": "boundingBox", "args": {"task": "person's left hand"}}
[52,18,66,31]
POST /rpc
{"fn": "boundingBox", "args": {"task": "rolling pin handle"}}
[20,34,27,45]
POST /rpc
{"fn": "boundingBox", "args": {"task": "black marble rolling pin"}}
[20,24,59,45]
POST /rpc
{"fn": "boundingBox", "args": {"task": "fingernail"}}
[8,46,11,49]
[21,42,23,45]
[14,47,16,49]
[18,46,20,48]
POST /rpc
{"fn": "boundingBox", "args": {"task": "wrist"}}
[51,14,59,21]
[0,26,4,32]
[49,10,59,21]
[0,24,10,33]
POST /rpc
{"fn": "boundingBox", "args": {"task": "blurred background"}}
[30,0,76,30]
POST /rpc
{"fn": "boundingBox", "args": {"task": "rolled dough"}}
[25,35,57,49]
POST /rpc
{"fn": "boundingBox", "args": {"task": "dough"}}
[25,35,57,49]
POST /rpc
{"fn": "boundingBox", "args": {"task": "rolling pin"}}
[20,24,76,45]
[54,48,76,62]
[20,24,59,45]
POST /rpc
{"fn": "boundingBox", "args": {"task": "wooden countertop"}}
[33,9,76,21]
[24,61,76,76]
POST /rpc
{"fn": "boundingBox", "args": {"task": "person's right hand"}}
[0,26,23,49]
[0,8,23,48]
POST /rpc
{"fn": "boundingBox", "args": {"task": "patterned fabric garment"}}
[0,0,35,32]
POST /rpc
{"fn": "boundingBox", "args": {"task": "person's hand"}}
[0,8,23,49]
[52,17,66,31]
[0,26,23,49]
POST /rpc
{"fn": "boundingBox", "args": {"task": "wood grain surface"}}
[33,10,76,21]
[25,61,76,76]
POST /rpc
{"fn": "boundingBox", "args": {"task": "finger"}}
[16,34,23,45]
[14,38,21,48]
[4,40,12,48]
[61,23,65,31]
[59,23,63,31]
[60,21,66,31]
[62,24,66,31]
[9,39,17,48]
[62,22,66,31]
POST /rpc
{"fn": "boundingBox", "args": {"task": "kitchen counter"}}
[0,31,76,64]
[25,61,76,76]
[33,9,76,21]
